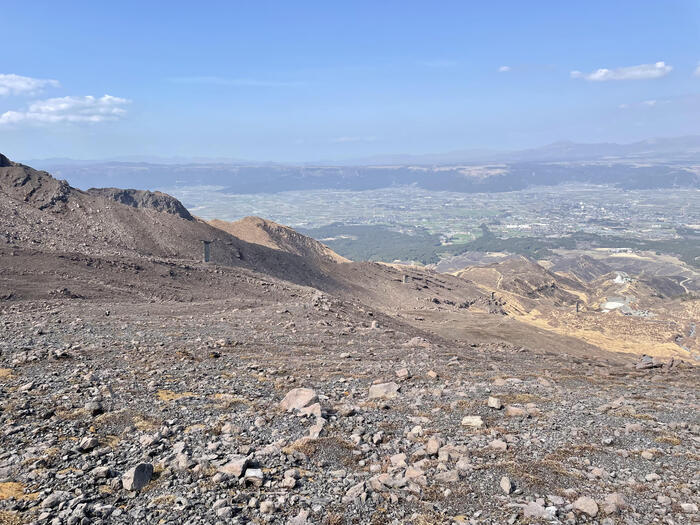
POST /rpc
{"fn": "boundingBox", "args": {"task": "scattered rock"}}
[500,476,513,495]
[280,388,318,411]
[461,415,484,428]
[79,435,99,451]
[603,493,626,514]
[218,455,249,477]
[573,496,599,517]
[368,382,399,400]
[122,463,153,492]
[40,491,70,509]
[487,396,503,409]
[395,368,411,380]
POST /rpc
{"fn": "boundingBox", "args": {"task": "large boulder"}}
[368,382,399,400]
[280,388,318,411]
[218,455,249,477]
[574,496,599,517]
[122,463,153,491]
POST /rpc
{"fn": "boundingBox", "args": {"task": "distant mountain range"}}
[337,135,700,165]
[24,135,700,167]
[18,136,700,194]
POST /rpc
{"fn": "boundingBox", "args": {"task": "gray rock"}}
[461,415,484,427]
[574,496,599,517]
[280,388,318,411]
[122,463,153,492]
[368,382,399,400]
[523,501,555,519]
[488,396,503,409]
[41,491,70,509]
[500,476,513,495]
[78,436,98,451]
[218,455,249,477]
[242,468,264,487]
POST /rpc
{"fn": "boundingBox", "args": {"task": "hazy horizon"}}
[14,134,700,167]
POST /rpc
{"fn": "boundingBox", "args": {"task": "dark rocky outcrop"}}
[0,153,13,167]
[0,157,72,211]
[86,187,194,221]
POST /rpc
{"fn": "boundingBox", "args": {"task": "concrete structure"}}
[201,240,212,263]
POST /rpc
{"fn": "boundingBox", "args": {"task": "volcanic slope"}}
[454,255,588,312]
[0,154,485,325]
[0,155,355,292]
[209,216,349,264]
[1,154,630,362]
[453,255,698,359]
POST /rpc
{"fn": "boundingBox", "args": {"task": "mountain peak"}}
[209,216,350,264]
[0,153,14,167]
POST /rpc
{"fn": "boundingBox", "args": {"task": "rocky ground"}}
[1,289,697,525]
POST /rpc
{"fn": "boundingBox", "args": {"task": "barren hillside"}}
[452,256,699,359]
[209,216,350,264]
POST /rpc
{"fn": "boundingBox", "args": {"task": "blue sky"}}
[1,1,700,161]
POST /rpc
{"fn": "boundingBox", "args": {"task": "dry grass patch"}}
[655,434,681,446]
[210,393,252,408]
[0,369,14,380]
[149,494,176,506]
[0,511,24,525]
[54,408,82,420]
[507,458,583,491]
[93,409,160,434]
[284,437,356,468]
[543,443,598,462]
[500,393,547,404]
[156,389,195,402]
[0,483,37,501]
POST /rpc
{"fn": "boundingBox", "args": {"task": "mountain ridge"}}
[22,134,700,168]
[208,216,350,264]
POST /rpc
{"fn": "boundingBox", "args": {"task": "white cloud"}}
[694,63,700,77]
[498,65,511,72]
[169,76,304,87]
[570,61,672,81]
[618,98,674,110]
[0,95,130,125]
[0,74,60,96]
